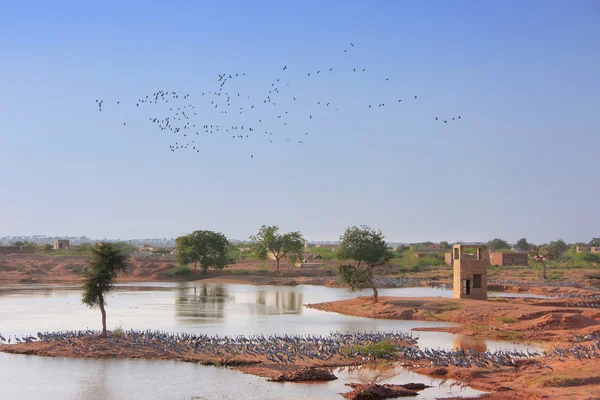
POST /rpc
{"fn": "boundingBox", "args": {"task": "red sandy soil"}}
[307,296,600,399]
[0,254,340,285]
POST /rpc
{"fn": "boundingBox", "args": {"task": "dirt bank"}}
[307,296,600,399]
[307,296,600,343]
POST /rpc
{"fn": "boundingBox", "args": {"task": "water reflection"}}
[251,290,303,314]
[175,285,232,320]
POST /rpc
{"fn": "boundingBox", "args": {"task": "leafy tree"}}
[175,230,233,273]
[81,242,129,337]
[488,238,510,251]
[547,239,568,255]
[529,245,557,280]
[42,244,53,252]
[589,238,600,247]
[440,241,450,249]
[337,226,391,303]
[249,225,305,273]
[515,238,530,251]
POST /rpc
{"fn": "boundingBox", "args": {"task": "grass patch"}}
[496,330,525,341]
[231,269,250,275]
[165,265,192,277]
[421,302,462,320]
[345,340,399,358]
[498,316,517,324]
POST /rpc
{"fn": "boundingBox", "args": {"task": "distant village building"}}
[576,246,589,253]
[445,252,453,267]
[304,243,316,249]
[577,246,600,254]
[54,240,70,250]
[453,244,489,300]
[490,252,529,266]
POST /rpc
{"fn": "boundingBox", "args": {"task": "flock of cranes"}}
[95,43,463,159]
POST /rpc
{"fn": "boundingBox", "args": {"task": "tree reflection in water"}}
[175,284,232,320]
[250,290,303,315]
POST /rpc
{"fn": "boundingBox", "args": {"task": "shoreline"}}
[306,295,600,399]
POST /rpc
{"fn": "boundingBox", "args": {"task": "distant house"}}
[576,246,589,253]
[445,252,453,266]
[54,240,70,250]
[490,252,528,266]
[591,247,600,254]
[304,243,316,249]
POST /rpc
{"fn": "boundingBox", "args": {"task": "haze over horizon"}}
[1,1,598,244]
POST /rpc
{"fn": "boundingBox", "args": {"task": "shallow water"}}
[0,353,485,400]
[0,282,542,399]
[0,282,543,352]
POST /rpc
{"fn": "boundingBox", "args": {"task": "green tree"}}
[175,230,233,273]
[42,244,53,252]
[488,238,510,251]
[440,241,450,249]
[529,245,557,280]
[336,226,391,303]
[547,239,568,255]
[249,225,305,273]
[589,238,600,247]
[81,242,129,337]
[515,238,530,251]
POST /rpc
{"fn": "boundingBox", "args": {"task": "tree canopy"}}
[547,239,568,255]
[515,238,530,251]
[529,244,557,280]
[175,230,233,272]
[337,225,391,303]
[249,225,305,272]
[81,242,130,336]
[589,238,600,247]
[488,238,511,251]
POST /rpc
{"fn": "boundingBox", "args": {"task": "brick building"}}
[453,244,489,300]
[54,240,70,250]
[490,252,529,266]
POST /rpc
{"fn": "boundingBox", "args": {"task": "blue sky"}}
[0,0,598,244]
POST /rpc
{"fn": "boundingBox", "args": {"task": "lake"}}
[0,282,542,399]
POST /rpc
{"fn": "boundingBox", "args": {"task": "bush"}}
[346,340,399,358]
[166,265,192,277]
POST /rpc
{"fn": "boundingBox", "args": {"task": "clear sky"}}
[0,0,598,244]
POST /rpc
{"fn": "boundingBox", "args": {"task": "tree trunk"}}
[542,262,548,280]
[194,261,198,270]
[99,298,107,337]
[276,258,280,273]
[371,281,379,303]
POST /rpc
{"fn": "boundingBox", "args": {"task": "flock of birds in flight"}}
[95,43,463,159]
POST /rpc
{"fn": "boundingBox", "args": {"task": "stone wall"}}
[0,246,36,255]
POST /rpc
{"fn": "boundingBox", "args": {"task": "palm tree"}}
[81,242,129,337]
